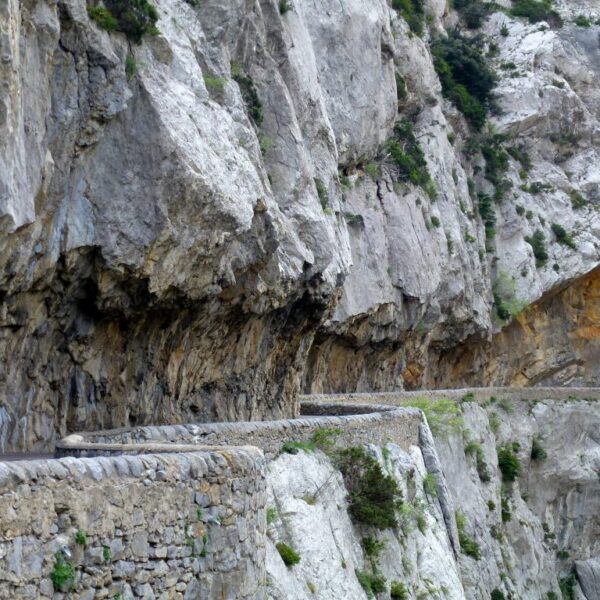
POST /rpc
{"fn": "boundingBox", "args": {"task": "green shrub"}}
[551,223,576,249]
[524,230,548,267]
[75,530,87,546]
[276,542,301,566]
[487,499,496,511]
[364,162,380,180]
[432,32,496,129]
[88,0,159,43]
[531,436,547,460]
[266,506,278,525]
[386,119,433,193]
[392,0,425,35]
[204,75,225,96]
[356,570,387,598]
[423,472,438,497]
[454,0,490,29]
[87,5,118,30]
[478,193,496,241]
[574,15,591,27]
[103,546,112,562]
[395,72,407,101]
[491,589,506,600]
[500,22,509,36]
[559,573,577,600]
[510,0,562,26]
[314,178,329,211]
[402,397,463,435]
[391,581,409,600]
[523,181,553,194]
[125,54,136,79]
[570,190,587,209]
[231,65,263,126]
[493,271,527,322]
[279,0,292,14]
[501,494,511,522]
[430,216,441,228]
[547,593,559,600]
[481,137,509,188]
[464,440,491,482]
[280,440,315,454]
[497,445,521,482]
[51,553,76,591]
[456,511,481,560]
[507,144,532,173]
[362,536,386,562]
[312,427,342,452]
[336,447,402,529]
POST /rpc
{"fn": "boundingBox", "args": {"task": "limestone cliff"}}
[2,0,600,452]
[267,394,600,599]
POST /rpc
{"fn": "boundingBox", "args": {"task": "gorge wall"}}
[2,391,599,598]
[2,0,600,452]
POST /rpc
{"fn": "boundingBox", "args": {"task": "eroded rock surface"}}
[2,0,600,451]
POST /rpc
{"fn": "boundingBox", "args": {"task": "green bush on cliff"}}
[356,570,387,597]
[392,0,426,36]
[336,447,402,529]
[432,32,496,130]
[531,436,547,461]
[386,119,435,198]
[88,0,159,43]
[497,445,521,482]
[391,581,409,600]
[456,511,481,560]
[510,0,562,26]
[276,542,301,567]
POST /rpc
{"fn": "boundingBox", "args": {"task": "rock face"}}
[2,0,600,451]
[266,395,600,599]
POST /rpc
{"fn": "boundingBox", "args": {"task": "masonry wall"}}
[55,405,423,461]
[301,386,600,405]
[0,449,266,600]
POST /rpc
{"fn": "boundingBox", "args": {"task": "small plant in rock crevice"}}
[464,438,491,483]
[423,472,438,497]
[551,223,576,249]
[266,506,278,525]
[51,553,76,591]
[385,119,435,199]
[501,492,512,523]
[75,530,87,546]
[525,230,548,267]
[276,542,301,567]
[231,63,263,126]
[531,436,547,461]
[391,580,409,600]
[456,510,481,560]
[278,0,292,15]
[362,536,386,565]
[356,570,387,598]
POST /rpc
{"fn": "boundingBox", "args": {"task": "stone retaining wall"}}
[0,449,266,599]
[56,404,423,461]
[301,386,600,406]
